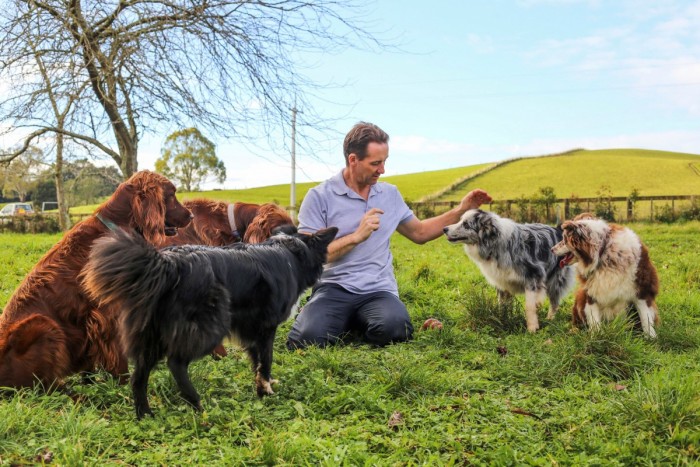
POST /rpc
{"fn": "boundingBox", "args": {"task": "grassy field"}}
[1,222,699,465]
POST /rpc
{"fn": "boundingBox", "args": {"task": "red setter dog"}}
[163,198,296,358]
[0,171,192,388]
[165,198,296,247]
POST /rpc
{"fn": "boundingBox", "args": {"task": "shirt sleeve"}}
[396,188,415,224]
[297,188,327,233]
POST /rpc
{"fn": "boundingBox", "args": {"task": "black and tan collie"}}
[82,227,337,419]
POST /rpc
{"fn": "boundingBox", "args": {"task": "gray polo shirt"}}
[297,170,415,296]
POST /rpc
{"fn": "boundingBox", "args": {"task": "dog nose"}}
[443,227,449,234]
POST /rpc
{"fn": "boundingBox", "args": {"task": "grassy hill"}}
[183,148,700,206]
[439,148,700,202]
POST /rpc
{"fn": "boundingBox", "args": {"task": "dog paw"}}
[256,382,275,397]
[255,374,276,397]
[136,407,154,420]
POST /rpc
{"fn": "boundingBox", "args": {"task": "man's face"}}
[349,141,388,186]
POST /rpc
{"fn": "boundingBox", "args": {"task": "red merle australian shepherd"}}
[552,214,660,337]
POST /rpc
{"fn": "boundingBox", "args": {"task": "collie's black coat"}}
[81,227,337,419]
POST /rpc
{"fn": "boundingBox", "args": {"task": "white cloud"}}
[524,1,700,114]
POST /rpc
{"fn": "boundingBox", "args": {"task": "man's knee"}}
[286,331,338,350]
[285,318,345,350]
[364,316,413,346]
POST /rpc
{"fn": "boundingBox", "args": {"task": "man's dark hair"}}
[343,122,389,165]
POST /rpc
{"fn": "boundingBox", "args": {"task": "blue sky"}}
[139,0,700,189]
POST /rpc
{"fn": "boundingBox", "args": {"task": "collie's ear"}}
[130,174,166,246]
[561,221,574,231]
[313,227,338,248]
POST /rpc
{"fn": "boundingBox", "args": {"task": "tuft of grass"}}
[463,289,526,335]
[619,367,700,441]
[562,318,656,380]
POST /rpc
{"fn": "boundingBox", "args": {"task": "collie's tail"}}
[81,230,175,340]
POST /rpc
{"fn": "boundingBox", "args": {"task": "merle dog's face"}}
[443,209,494,245]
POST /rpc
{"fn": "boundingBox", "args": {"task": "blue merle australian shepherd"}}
[444,209,575,332]
[81,227,337,419]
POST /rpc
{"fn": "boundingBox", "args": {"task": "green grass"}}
[442,148,700,201]
[1,222,699,464]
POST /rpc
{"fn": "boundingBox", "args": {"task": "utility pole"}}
[290,104,297,221]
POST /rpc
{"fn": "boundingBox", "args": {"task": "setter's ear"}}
[130,173,167,246]
[243,213,269,244]
[243,226,267,244]
[242,204,294,244]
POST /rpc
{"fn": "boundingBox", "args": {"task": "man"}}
[286,122,491,349]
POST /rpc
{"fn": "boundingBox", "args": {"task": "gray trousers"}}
[286,283,414,349]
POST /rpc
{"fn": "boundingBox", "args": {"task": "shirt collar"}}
[330,169,383,197]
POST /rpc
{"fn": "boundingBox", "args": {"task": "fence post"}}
[564,199,570,219]
[650,200,654,221]
[626,198,633,222]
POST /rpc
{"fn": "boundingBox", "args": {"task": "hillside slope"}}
[440,148,700,201]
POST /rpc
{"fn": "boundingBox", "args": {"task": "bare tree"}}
[0,1,384,179]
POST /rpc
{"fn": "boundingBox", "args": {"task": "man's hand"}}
[459,189,492,211]
[354,207,384,243]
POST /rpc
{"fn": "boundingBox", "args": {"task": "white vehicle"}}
[0,202,35,216]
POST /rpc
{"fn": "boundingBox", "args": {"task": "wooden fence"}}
[407,194,700,224]
[1,194,698,233]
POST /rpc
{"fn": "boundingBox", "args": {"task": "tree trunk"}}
[54,132,72,231]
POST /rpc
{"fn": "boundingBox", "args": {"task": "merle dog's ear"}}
[476,211,497,239]
[562,221,574,231]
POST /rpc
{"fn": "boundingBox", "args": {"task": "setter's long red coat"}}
[164,198,295,247]
[0,171,192,388]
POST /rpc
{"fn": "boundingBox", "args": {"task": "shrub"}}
[594,184,616,221]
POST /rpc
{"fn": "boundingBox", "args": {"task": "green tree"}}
[156,128,226,192]
[1,146,45,201]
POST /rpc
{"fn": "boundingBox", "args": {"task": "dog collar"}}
[227,203,242,240]
[96,213,119,232]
